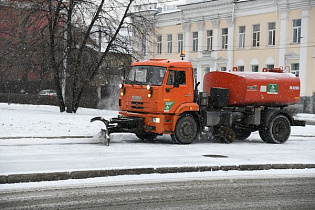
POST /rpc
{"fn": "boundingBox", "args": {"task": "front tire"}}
[259,114,291,144]
[171,114,198,144]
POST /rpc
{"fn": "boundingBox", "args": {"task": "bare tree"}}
[38,0,154,113]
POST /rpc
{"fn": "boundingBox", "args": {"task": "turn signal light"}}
[120,88,125,96]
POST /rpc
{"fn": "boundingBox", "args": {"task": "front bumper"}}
[119,111,173,134]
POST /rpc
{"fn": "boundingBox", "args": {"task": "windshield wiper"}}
[135,81,146,87]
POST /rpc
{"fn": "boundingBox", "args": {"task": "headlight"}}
[146,85,151,90]
[148,93,152,98]
[120,92,124,96]
[151,117,160,123]
[119,83,123,88]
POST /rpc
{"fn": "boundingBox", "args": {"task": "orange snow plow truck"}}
[91,59,305,145]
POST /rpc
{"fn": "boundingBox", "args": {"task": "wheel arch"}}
[171,103,200,132]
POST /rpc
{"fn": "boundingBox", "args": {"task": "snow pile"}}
[0,103,118,138]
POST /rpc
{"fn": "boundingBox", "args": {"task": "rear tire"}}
[172,114,198,144]
[259,114,291,144]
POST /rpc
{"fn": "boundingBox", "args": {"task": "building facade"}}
[134,0,315,103]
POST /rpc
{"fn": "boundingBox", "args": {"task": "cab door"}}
[163,69,194,113]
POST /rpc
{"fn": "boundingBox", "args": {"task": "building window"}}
[221,28,228,49]
[157,35,162,54]
[167,34,172,53]
[177,33,183,53]
[206,30,213,51]
[237,66,244,72]
[252,24,260,47]
[192,32,198,52]
[204,67,210,73]
[266,64,274,70]
[239,26,245,48]
[268,22,276,46]
[292,19,301,44]
[291,63,300,77]
[221,66,227,71]
[251,65,259,72]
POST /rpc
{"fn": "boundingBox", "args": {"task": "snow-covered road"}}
[1,103,315,177]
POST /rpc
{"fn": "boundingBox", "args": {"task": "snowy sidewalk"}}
[1,103,315,183]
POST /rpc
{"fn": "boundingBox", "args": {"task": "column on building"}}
[197,21,204,58]
[227,17,234,71]
[278,9,288,67]
[197,21,204,84]
[142,32,149,60]
[182,23,190,60]
[134,36,139,60]
[299,6,309,96]
[212,19,219,70]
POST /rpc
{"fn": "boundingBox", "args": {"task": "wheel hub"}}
[181,122,193,137]
[273,121,287,139]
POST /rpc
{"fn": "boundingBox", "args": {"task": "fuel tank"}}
[203,71,300,106]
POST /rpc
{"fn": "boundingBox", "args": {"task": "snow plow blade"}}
[90,117,110,146]
[90,116,145,145]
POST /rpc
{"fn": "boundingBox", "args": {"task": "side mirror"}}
[174,81,180,88]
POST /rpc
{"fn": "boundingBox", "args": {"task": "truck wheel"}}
[259,114,291,144]
[172,114,198,144]
[136,133,157,141]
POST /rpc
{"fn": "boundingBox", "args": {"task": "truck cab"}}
[117,59,199,141]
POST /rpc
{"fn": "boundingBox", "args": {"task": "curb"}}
[1,164,315,184]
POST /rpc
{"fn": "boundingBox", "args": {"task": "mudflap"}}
[90,117,110,146]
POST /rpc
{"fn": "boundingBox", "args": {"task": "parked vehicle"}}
[91,57,305,145]
[38,89,57,96]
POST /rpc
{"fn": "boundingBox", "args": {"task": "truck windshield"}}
[126,66,167,86]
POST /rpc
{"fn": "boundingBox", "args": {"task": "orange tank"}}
[203,71,300,106]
